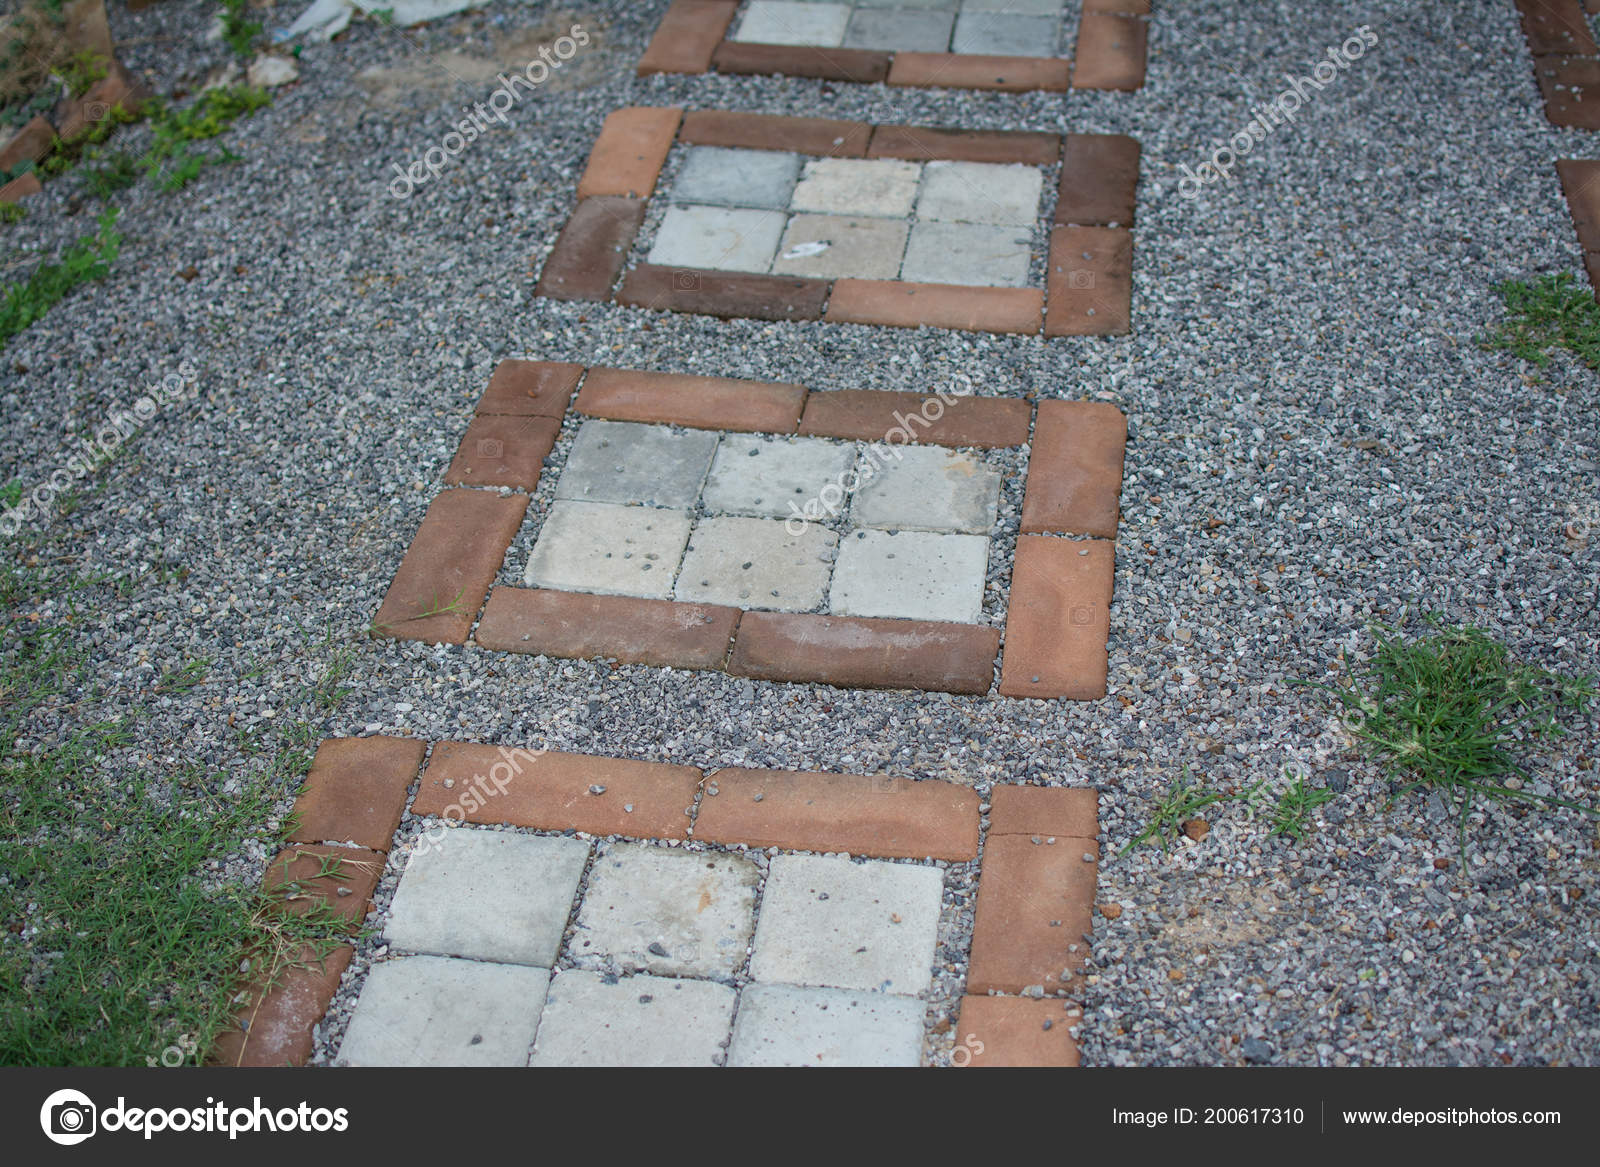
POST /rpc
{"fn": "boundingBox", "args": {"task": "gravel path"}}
[2,0,1597,1066]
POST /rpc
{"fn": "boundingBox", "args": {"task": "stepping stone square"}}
[647,204,786,274]
[772,213,910,280]
[571,842,759,977]
[733,1,851,46]
[529,970,737,1067]
[843,6,956,52]
[338,955,549,1067]
[851,445,1001,532]
[670,146,801,210]
[674,515,837,611]
[750,853,943,994]
[952,11,1060,57]
[901,221,1033,288]
[555,419,719,508]
[791,157,922,218]
[524,500,693,599]
[829,528,990,623]
[701,433,857,518]
[383,829,588,966]
[727,983,924,1067]
[917,161,1043,227]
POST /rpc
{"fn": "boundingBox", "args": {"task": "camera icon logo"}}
[40,1089,97,1146]
[475,437,505,459]
[1066,270,1095,290]
[672,269,701,291]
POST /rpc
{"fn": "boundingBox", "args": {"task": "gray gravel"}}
[2,0,1598,1067]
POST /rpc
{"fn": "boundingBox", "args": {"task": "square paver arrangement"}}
[373,361,1127,700]
[230,735,1101,1068]
[534,108,1142,338]
[634,0,1150,93]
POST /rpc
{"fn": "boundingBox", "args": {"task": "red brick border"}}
[533,107,1140,337]
[1557,159,1600,298]
[219,736,1100,1067]
[1518,0,1600,128]
[374,361,1123,700]
[638,0,1149,92]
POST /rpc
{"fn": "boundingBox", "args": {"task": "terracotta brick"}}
[211,943,352,1067]
[413,742,699,840]
[535,196,646,302]
[443,414,561,492]
[729,612,999,695]
[373,489,528,645]
[475,586,740,670]
[797,389,1031,449]
[262,844,385,928]
[887,52,1071,93]
[577,366,806,432]
[679,110,871,157]
[289,736,426,852]
[1589,0,1600,16]
[1586,250,1600,297]
[694,769,980,859]
[576,107,682,199]
[1083,0,1150,11]
[867,123,1060,166]
[1558,159,1600,252]
[477,359,582,418]
[0,116,55,174]
[0,173,41,204]
[954,996,1082,1067]
[967,834,1098,995]
[998,536,1114,701]
[617,265,831,322]
[988,785,1098,840]
[1516,0,1596,56]
[55,61,153,140]
[1056,133,1140,227]
[1538,56,1600,130]
[825,279,1044,336]
[1072,12,1147,91]
[713,41,891,84]
[637,0,739,75]
[1020,400,1126,538]
[1045,225,1132,336]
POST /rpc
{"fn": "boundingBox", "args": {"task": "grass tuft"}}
[0,206,120,351]
[1480,272,1600,370]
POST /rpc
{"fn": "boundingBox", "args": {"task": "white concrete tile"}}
[828,528,989,624]
[791,157,922,218]
[384,829,589,965]
[337,955,548,1067]
[731,1,851,47]
[727,983,924,1067]
[647,204,786,273]
[674,516,838,611]
[572,842,759,978]
[523,500,693,600]
[529,970,737,1067]
[899,220,1033,287]
[916,160,1043,226]
[749,853,942,994]
[850,444,1001,532]
[701,433,856,519]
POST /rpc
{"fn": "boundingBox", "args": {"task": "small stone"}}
[1099,902,1122,919]
[647,941,669,957]
[589,785,606,795]
[247,54,300,89]
[1242,1037,1274,1064]
[1183,818,1210,842]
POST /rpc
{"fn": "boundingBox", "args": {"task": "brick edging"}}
[215,735,1100,1067]
[533,107,1139,338]
[1557,158,1600,299]
[373,361,1123,699]
[636,0,1149,93]
[1516,0,1600,128]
